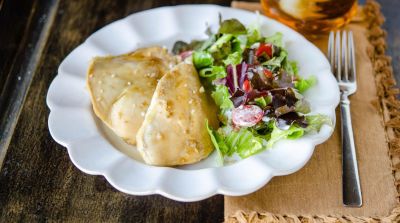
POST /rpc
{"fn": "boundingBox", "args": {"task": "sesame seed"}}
[140,112,145,117]
[98,80,102,84]
[111,74,116,78]
[127,82,132,86]
[156,133,162,139]
[184,84,188,87]
[188,99,193,104]
[192,90,196,94]
[199,86,205,93]
[147,72,156,78]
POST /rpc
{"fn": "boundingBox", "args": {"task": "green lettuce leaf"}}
[232,35,247,53]
[284,60,299,76]
[264,32,283,48]
[246,18,261,46]
[294,99,311,114]
[304,114,332,133]
[192,51,214,69]
[254,97,267,108]
[223,51,242,66]
[262,50,287,68]
[206,124,267,163]
[219,19,247,35]
[223,128,266,158]
[251,120,274,139]
[267,123,304,148]
[295,75,317,93]
[205,120,229,165]
[211,85,234,112]
[254,95,271,108]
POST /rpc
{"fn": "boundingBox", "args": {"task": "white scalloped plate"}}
[47,5,340,202]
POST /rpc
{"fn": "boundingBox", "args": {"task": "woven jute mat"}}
[226,1,400,222]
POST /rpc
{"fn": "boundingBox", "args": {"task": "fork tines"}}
[328,31,356,83]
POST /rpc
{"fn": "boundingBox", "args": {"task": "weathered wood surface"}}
[377,0,400,87]
[0,0,398,222]
[0,0,229,222]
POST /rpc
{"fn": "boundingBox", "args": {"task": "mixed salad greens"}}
[172,17,331,164]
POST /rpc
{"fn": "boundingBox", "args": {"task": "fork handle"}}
[340,92,362,207]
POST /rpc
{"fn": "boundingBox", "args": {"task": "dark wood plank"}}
[0,0,228,222]
[0,0,59,167]
[376,0,400,87]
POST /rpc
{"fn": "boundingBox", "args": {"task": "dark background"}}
[0,0,398,222]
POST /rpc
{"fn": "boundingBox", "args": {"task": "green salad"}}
[172,17,331,164]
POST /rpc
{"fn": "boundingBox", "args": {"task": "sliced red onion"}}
[225,62,248,94]
[179,50,193,60]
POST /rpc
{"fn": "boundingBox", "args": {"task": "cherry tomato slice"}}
[242,79,252,92]
[255,43,273,58]
[263,69,272,78]
[232,105,264,127]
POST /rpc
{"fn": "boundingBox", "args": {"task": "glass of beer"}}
[261,0,358,34]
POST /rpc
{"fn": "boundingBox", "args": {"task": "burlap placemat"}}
[226,1,400,222]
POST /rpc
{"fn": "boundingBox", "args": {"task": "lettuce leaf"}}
[246,18,261,46]
[223,51,243,66]
[262,50,287,68]
[254,97,267,108]
[206,115,332,163]
[218,19,247,35]
[213,127,266,159]
[264,32,283,48]
[294,75,317,93]
[211,85,234,112]
[294,99,311,114]
[267,123,304,148]
[232,35,247,53]
[225,128,265,158]
[304,114,332,133]
[172,40,205,55]
[206,120,228,165]
[254,95,271,108]
[192,51,214,69]
[284,60,299,76]
[247,28,261,46]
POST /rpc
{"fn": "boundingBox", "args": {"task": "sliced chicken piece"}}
[87,46,176,145]
[136,63,219,166]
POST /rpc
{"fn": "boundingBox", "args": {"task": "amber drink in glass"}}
[261,0,358,34]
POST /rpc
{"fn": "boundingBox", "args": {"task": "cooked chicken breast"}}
[136,63,219,166]
[87,46,176,145]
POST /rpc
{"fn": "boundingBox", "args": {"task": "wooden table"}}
[0,0,398,222]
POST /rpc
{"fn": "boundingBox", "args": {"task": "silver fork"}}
[328,31,362,207]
